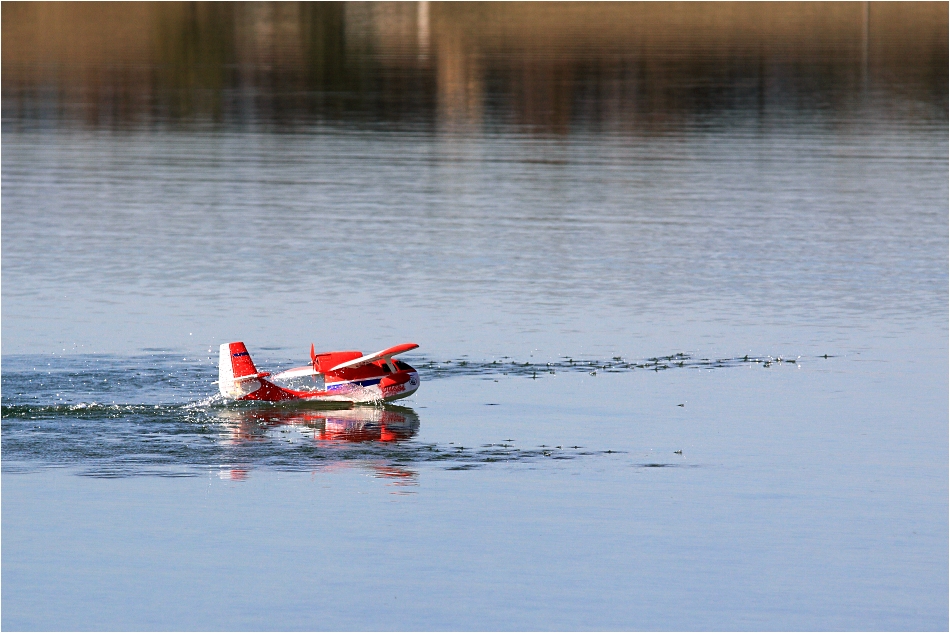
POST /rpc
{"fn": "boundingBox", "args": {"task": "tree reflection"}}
[2,2,945,130]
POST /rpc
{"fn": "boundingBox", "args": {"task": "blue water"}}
[3,3,947,630]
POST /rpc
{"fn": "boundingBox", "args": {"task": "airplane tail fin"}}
[218,342,264,399]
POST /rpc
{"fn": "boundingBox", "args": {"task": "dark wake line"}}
[416,352,812,380]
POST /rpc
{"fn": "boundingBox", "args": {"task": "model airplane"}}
[217,341,420,403]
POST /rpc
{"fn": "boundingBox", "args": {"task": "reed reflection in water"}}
[3,2,946,130]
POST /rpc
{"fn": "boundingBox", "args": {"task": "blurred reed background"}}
[3,1,946,131]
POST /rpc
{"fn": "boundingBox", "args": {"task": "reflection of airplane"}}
[217,404,420,443]
[215,405,421,482]
[217,342,420,403]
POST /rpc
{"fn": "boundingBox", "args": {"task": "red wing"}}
[328,343,419,372]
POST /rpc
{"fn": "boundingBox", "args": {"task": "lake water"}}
[2,3,947,630]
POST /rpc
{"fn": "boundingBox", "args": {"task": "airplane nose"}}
[380,371,411,390]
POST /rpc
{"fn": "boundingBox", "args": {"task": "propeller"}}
[310,343,318,372]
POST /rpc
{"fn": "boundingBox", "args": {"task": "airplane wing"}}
[328,343,419,372]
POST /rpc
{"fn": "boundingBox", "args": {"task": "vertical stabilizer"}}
[219,342,262,399]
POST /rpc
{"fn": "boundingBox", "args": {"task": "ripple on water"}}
[1,350,810,478]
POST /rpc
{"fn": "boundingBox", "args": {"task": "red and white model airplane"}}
[218,341,420,403]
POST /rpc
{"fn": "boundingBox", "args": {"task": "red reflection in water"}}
[220,405,419,443]
[216,405,420,484]
[227,468,248,481]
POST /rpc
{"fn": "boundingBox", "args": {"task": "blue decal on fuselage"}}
[326,378,383,391]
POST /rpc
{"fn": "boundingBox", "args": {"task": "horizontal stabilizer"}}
[329,343,419,372]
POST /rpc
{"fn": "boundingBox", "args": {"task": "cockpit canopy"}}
[269,367,326,393]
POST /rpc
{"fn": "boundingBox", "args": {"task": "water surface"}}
[3,3,947,630]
